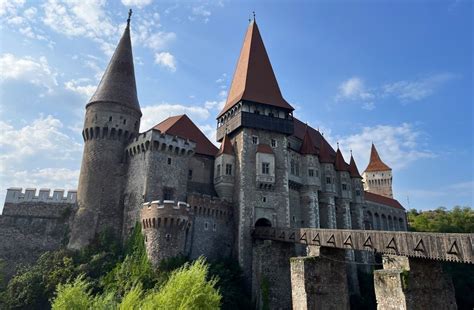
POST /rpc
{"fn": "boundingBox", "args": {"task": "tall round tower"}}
[362,143,393,198]
[68,13,142,250]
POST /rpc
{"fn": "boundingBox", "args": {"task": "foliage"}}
[51,275,94,310]
[3,250,76,309]
[407,206,473,233]
[141,257,221,310]
[208,259,251,310]
[100,223,156,296]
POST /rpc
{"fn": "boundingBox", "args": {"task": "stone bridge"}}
[252,227,473,310]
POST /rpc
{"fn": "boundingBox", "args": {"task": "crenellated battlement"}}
[140,200,192,230]
[125,129,196,159]
[5,188,77,204]
[187,194,232,221]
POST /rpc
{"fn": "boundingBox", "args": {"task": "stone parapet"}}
[5,188,77,204]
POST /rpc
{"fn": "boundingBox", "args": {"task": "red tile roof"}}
[348,154,363,179]
[217,134,234,156]
[364,143,391,172]
[256,144,273,154]
[293,118,336,163]
[217,21,293,118]
[334,148,349,171]
[153,115,218,157]
[300,127,319,155]
[364,191,405,210]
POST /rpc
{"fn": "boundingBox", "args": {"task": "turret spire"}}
[217,20,293,118]
[88,12,141,114]
[348,154,363,179]
[364,143,391,172]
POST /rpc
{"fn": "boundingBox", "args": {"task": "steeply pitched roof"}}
[217,134,234,156]
[348,154,363,179]
[334,148,349,171]
[364,143,391,172]
[217,21,293,118]
[256,144,273,154]
[153,115,218,156]
[293,118,336,163]
[300,128,319,155]
[88,21,141,114]
[365,191,405,210]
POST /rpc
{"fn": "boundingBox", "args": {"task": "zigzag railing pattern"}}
[253,227,473,264]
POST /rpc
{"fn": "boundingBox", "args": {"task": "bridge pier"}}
[252,239,294,309]
[290,246,350,310]
[374,255,457,310]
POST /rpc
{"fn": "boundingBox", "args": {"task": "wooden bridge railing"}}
[252,227,473,264]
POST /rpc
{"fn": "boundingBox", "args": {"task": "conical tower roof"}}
[217,134,234,156]
[319,138,335,163]
[364,143,391,172]
[348,154,363,179]
[217,20,293,118]
[300,127,319,155]
[88,15,141,114]
[335,147,349,171]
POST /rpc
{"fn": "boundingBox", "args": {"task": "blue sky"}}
[0,0,472,212]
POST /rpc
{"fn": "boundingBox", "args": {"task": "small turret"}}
[214,134,235,201]
[68,12,142,250]
[362,143,393,198]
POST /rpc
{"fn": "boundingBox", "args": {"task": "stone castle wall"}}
[0,188,77,280]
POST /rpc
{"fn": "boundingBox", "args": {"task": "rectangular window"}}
[295,163,300,176]
[326,177,331,184]
[188,169,193,180]
[342,184,347,190]
[163,187,174,200]
[356,190,361,196]
[225,164,232,175]
[290,160,295,174]
[167,157,172,165]
[308,169,314,177]
[316,170,319,177]
[252,136,258,145]
[217,164,221,175]
[262,162,270,174]
[271,139,277,148]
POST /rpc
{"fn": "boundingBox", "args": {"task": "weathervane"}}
[127,9,133,27]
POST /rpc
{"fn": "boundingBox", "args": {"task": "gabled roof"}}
[334,148,349,171]
[256,144,273,154]
[217,21,293,118]
[365,191,405,210]
[348,154,363,179]
[300,127,319,155]
[217,134,234,156]
[293,118,336,163]
[88,20,141,114]
[364,143,391,172]
[153,115,218,156]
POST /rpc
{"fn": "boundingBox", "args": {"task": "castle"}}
[0,16,407,301]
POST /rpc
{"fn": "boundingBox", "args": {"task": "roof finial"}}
[253,11,256,21]
[127,9,132,27]
[337,142,339,149]
[350,149,353,156]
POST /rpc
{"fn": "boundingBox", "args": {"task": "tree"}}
[141,257,221,310]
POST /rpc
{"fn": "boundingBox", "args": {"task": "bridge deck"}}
[253,227,473,264]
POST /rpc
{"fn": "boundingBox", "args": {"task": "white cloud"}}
[0,115,82,162]
[326,123,435,171]
[0,0,25,17]
[0,53,58,93]
[335,73,456,109]
[382,73,456,102]
[121,0,152,8]
[64,79,96,99]
[337,77,374,100]
[144,32,176,51]
[154,52,176,72]
[140,103,211,132]
[42,0,116,39]
[191,5,211,23]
